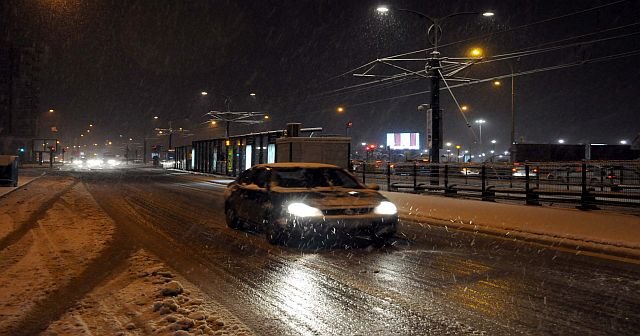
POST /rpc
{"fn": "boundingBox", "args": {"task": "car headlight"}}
[287,203,323,217]
[374,201,397,215]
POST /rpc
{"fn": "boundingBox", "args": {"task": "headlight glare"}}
[374,201,397,215]
[287,203,323,217]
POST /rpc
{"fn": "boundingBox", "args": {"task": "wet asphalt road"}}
[65,167,640,335]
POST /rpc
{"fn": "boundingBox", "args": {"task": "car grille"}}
[323,207,374,216]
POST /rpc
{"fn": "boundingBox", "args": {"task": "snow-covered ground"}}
[44,250,253,336]
[0,176,254,335]
[382,191,640,259]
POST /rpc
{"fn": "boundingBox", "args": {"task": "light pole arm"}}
[393,8,435,25]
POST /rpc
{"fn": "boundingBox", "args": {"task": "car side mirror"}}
[367,183,380,191]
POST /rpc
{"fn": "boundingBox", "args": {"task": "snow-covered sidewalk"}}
[382,191,640,259]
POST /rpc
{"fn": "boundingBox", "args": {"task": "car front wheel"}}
[225,203,241,229]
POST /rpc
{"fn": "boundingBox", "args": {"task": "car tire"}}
[265,216,287,245]
[371,232,393,247]
[225,203,242,229]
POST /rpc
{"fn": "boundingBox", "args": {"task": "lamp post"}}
[202,92,266,138]
[376,6,494,163]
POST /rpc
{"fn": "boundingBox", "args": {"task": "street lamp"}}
[376,6,494,163]
[558,139,565,144]
[475,119,486,144]
[620,140,628,145]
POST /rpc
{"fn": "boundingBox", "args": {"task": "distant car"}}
[224,163,398,246]
[459,167,480,176]
[512,166,537,177]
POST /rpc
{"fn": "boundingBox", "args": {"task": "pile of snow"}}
[45,250,254,336]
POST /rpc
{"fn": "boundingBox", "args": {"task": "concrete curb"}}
[0,172,46,200]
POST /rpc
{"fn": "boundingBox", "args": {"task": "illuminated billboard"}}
[386,133,420,150]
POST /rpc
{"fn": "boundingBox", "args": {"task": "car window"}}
[252,168,271,188]
[273,168,362,189]
[237,169,255,185]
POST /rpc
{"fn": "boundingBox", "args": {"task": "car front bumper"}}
[275,214,398,239]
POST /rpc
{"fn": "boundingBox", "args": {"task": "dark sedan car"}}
[223,163,398,246]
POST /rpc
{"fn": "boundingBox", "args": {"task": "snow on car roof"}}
[254,162,339,169]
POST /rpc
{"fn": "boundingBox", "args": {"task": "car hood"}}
[271,187,386,208]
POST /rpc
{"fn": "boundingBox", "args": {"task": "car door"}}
[243,168,272,227]
[232,168,256,222]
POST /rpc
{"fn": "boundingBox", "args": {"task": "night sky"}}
[5,0,640,152]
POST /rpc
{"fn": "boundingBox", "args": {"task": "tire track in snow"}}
[0,179,78,252]
[5,182,136,336]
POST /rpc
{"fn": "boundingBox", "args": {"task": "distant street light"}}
[475,119,486,144]
[336,106,345,113]
[154,116,159,120]
[201,91,208,96]
[558,139,565,144]
[620,140,628,145]
[48,109,55,113]
[461,105,469,111]
[249,92,257,96]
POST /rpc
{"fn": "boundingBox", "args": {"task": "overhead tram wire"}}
[271,0,636,122]
[345,48,640,108]
[317,0,634,86]
[260,48,640,128]
[478,30,640,66]
[308,26,640,101]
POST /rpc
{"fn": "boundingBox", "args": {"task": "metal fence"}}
[352,161,640,210]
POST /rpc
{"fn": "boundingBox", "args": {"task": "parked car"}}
[224,162,398,246]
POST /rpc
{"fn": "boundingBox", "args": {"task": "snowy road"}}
[2,167,640,335]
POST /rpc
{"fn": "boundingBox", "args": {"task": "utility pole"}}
[427,53,442,163]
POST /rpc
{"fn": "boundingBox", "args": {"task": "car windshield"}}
[273,167,362,189]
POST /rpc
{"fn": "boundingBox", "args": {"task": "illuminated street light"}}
[469,47,483,58]
[461,105,469,111]
[211,120,217,125]
[48,109,55,113]
[154,116,159,120]
[482,11,495,17]
[620,140,628,145]
[558,139,565,144]
[491,139,497,144]
[475,119,486,144]
[201,91,208,96]
[376,6,389,13]
[493,80,501,86]
[264,115,270,119]
[249,92,256,96]
[336,106,345,113]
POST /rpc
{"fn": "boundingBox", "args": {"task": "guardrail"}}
[352,161,640,210]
